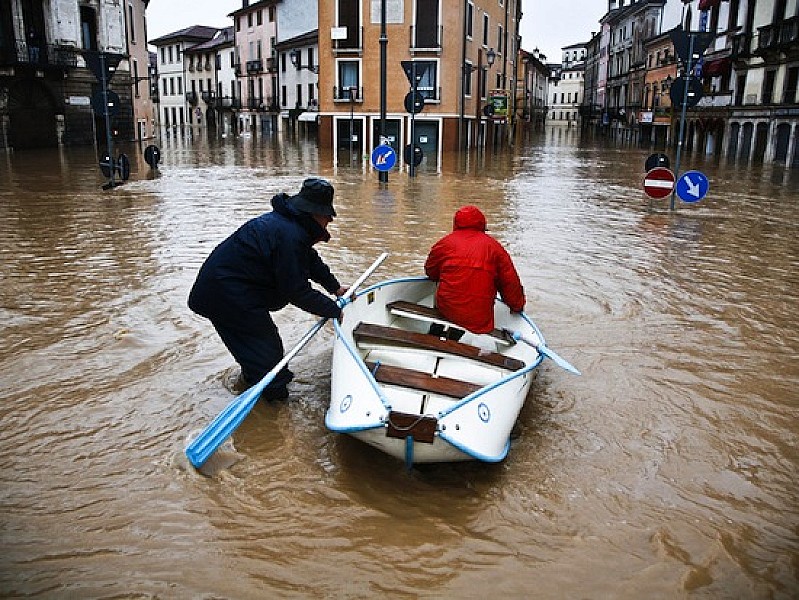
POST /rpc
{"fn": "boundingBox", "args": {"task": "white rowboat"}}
[326,277,548,466]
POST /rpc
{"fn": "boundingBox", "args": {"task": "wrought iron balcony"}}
[756,16,799,54]
[186,91,198,105]
[0,42,78,69]
[201,91,216,105]
[246,59,263,74]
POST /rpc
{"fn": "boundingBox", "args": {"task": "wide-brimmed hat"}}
[290,178,336,217]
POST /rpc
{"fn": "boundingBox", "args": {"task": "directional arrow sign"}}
[643,167,675,199]
[675,170,710,203]
[371,144,397,172]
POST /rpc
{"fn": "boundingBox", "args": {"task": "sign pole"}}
[671,34,695,211]
[410,61,417,178]
[378,0,388,184]
[100,52,116,189]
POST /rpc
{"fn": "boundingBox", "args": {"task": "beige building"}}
[317,0,521,169]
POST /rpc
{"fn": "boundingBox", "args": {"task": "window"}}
[762,69,776,104]
[176,44,181,62]
[257,10,262,26]
[307,48,315,70]
[414,0,440,48]
[337,60,359,99]
[169,77,174,95]
[413,60,438,100]
[464,62,474,96]
[248,13,253,27]
[308,83,315,104]
[785,67,798,104]
[128,4,135,43]
[296,83,302,106]
[168,46,173,62]
[160,48,165,64]
[466,2,474,38]
[337,0,361,49]
[482,14,489,46]
[178,78,182,94]
[497,25,503,54]
[162,78,168,95]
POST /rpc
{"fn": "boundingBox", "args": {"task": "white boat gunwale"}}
[329,276,545,463]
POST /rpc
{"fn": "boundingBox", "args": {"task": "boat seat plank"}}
[365,361,482,399]
[386,300,511,345]
[354,322,525,371]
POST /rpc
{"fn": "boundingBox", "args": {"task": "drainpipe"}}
[459,0,468,150]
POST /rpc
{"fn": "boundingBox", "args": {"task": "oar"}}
[504,329,581,375]
[185,252,389,468]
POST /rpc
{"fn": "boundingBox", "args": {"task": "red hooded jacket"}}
[424,206,525,333]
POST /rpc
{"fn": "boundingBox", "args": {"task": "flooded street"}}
[1,130,797,598]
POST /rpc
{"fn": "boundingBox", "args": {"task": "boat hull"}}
[326,277,543,465]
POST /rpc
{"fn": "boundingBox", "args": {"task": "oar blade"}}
[185,386,262,467]
[504,328,581,376]
[538,344,581,375]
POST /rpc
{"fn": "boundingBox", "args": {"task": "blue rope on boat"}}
[404,436,414,471]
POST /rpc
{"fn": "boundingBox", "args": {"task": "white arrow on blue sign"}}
[675,170,710,203]
[371,144,397,172]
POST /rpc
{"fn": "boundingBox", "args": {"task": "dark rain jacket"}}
[424,205,525,334]
[188,193,341,334]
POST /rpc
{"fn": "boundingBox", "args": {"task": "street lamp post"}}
[289,48,319,74]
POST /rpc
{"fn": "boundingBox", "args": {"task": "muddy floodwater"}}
[1,129,797,598]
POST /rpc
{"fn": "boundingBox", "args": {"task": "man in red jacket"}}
[424,205,525,334]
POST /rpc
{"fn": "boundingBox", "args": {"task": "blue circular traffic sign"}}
[371,144,396,172]
[675,170,710,203]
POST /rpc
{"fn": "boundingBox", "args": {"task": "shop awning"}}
[698,0,721,10]
[298,112,318,122]
[703,57,731,76]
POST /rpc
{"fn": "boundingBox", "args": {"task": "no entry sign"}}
[643,167,675,198]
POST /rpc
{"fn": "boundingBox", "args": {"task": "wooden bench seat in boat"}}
[386,300,511,345]
[364,361,482,399]
[353,322,526,372]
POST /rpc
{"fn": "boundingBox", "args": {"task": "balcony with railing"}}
[246,59,263,74]
[201,91,216,105]
[186,91,198,105]
[756,16,799,55]
[731,31,753,59]
[0,42,78,69]
[333,86,363,102]
[219,95,239,109]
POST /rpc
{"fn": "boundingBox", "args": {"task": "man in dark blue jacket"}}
[188,178,347,400]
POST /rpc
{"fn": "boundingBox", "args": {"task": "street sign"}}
[371,144,397,172]
[403,144,423,167]
[404,91,424,114]
[91,90,120,117]
[643,167,675,198]
[82,51,124,83]
[675,170,710,203]
[400,61,428,86]
[669,76,703,108]
[668,28,714,64]
[645,153,670,171]
[144,145,161,169]
[116,153,130,181]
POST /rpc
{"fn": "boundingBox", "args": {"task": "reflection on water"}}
[1,130,797,598]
